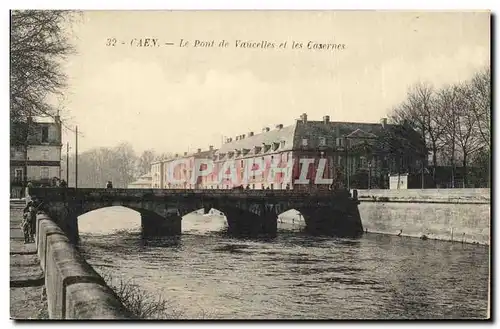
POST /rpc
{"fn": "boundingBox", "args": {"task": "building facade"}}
[128,172,153,188]
[151,147,218,189]
[10,115,63,188]
[150,113,425,190]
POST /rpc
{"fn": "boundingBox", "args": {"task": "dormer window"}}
[254,146,262,154]
[302,138,308,146]
[319,137,326,146]
[242,148,250,156]
[272,142,280,151]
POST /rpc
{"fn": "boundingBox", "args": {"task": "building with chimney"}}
[151,146,218,189]
[10,115,63,195]
[150,113,425,190]
[204,114,425,190]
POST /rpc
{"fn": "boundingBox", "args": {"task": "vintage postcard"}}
[9,10,490,320]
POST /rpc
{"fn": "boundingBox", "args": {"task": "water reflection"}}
[77,209,489,319]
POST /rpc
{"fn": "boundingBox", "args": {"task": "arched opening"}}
[181,207,228,235]
[78,206,142,235]
[277,209,307,232]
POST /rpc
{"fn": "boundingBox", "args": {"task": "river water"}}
[77,206,490,320]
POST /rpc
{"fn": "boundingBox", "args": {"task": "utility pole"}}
[421,158,425,189]
[345,137,350,191]
[368,161,372,191]
[75,126,78,189]
[66,142,69,185]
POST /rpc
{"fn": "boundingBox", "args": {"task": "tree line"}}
[389,67,491,188]
[62,143,171,188]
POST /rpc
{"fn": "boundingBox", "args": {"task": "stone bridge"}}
[26,188,363,243]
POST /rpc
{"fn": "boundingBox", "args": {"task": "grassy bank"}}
[101,272,185,319]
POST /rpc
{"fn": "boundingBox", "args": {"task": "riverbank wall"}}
[356,188,490,245]
[36,213,132,319]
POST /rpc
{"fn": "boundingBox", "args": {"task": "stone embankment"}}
[10,201,47,319]
[36,213,132,319]
[356,189,490,245]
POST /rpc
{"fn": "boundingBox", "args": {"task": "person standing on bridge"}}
[21,205,32,244]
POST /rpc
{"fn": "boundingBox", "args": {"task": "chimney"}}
[236,136,239,141]
[184,151,188,156]
[175,153,178,157]
[248,131,254,137]
[262,127,270,132]
[197,148,201,153]
[209,145,214,151]
[242,134,246,139]
[276,124,283,130]
[300,113,308,123]
[323,115,330,124]
[381,118,387,128]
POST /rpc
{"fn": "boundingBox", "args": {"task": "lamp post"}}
[368,161,372,191]
[344,136,350,191]
[75,126,78,190]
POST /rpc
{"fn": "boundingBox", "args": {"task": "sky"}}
[58,10,490,155]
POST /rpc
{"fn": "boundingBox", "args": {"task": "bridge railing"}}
[26,187,354,201]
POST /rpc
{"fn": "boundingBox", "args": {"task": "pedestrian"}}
[106,181,113,189]
[28,201,38,242]
[20,210,31,244]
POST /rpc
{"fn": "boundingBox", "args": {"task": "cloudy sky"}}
[59,10,490,154]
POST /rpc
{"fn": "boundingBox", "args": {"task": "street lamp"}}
[344,136,350,191]
[368,161,372,190]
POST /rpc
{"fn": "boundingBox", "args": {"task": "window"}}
[281,141,286,148]
[41,127,49,143]
[360,156,367,168]
[41,150,49,160]
[319,137,326,146]
[302,138,308,146]
[40,167,49,179]
[336,138,343,147]
[252,184,255,189]
[15,169,23,178]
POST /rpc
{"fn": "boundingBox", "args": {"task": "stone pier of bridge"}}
[25,188,363,243]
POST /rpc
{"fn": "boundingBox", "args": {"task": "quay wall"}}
[356,188,490,245]
[36,213,132,319]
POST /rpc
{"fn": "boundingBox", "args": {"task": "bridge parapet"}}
[27,187,353,202]
[26,187,362,240]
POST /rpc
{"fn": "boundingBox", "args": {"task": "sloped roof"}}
[217,124,296,154]
[345,128,378,139]
[32,116,58,124]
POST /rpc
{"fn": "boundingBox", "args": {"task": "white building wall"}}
[10,146,25,160]
[151,163,162,188]
[27,145,61,161]
[27,166,60,181]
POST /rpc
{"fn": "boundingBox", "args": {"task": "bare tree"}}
[10,10,77,138]
[435,84,463,187]
[113,142,138,188]
[464,67,491,149]
[137,150,157,176]
[389,82,445,184]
